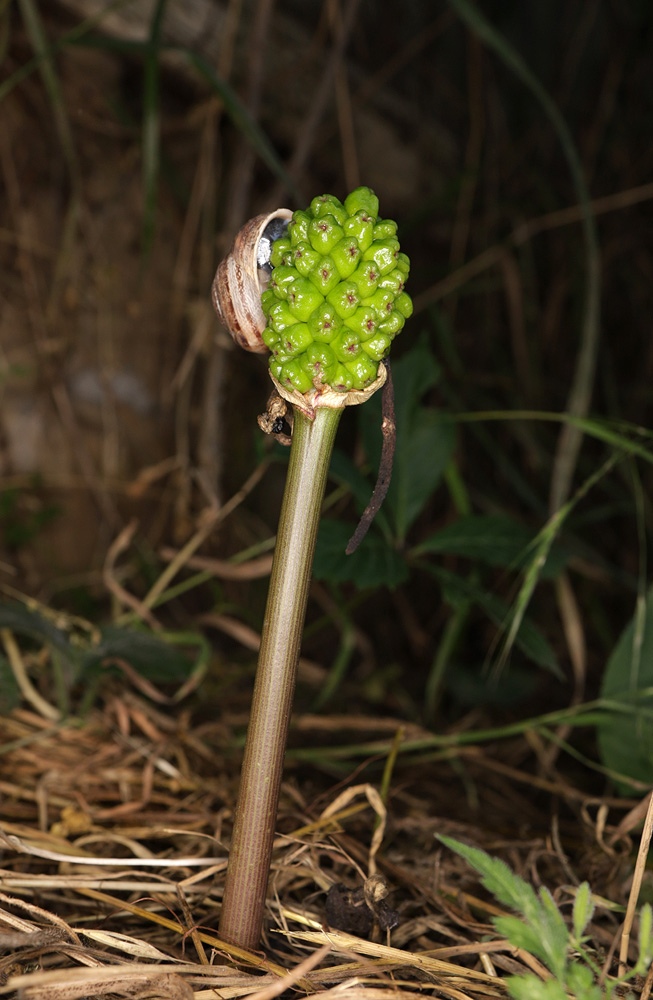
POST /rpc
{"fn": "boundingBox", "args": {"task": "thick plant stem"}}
[219,403,343,950]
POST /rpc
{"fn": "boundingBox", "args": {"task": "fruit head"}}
[261,187,411,395]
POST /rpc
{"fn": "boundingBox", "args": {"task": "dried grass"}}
[0,698,646,998]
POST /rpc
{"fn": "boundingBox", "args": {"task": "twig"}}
[413,181,653,317]
[103,520,161,629]
[619,791,653,975]
[137,459,269,615]
[158,549,273,579]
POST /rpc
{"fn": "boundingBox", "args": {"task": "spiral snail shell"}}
[212,208,292,353]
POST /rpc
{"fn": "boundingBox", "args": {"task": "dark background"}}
[1,0,653,734]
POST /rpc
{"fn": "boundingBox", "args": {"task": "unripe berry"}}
[214,188,411,394]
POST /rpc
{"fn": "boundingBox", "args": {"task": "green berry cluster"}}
[261,187,412,394]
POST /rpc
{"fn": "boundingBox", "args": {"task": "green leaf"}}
[491,455,619,681]
[494,915,548,957]
[313,519,408,589]
[327,448,391,538]
[385,333,442,434]
[565,964,602,1000]
[359,335,451,542]
[424,566,562,677]
[437,835,539,914]
[572,882,594,942]
[507,976,568,1000]
[80,626,194,683]
[0,602,71,652]
[537,886,570,981]
[329,448,375,511]
[0,602,80,680]
[413,513,568,578]
[636,903,653,973]
[438,836,571,982]
[597,586,653,787]
[389,409,455,543]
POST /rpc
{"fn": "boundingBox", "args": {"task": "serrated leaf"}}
[413,513,568,578]
[537,886,570,980]
[572,882,594,941]
[437,835,539,914]
[313,518,408,589]
[439,836,573,983]
[494,915,548,957]
[566,963,599,998]
[597,586,653,788]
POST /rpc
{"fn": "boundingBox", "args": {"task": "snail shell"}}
[212,208,292,353]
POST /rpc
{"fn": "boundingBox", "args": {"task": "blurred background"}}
[1,0,653,755]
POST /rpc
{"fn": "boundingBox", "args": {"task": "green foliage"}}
[413,513,567,578]
[573,881,595,943]
[313,336,562,694]
[638,902,653,973]
[313,519,408,589]
[312,326,653,718]
[425,565,561,677]
[0,601,79,667]
[507,974,597,1000]
[437,834,653,999]
[0,601,207,716]
[438,835,568,981]
[360,332,451,544]
[597,585,653,788]
[315,335,451,585]
[80,625,202,684]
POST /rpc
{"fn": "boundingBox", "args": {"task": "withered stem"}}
[346,362,396,554]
